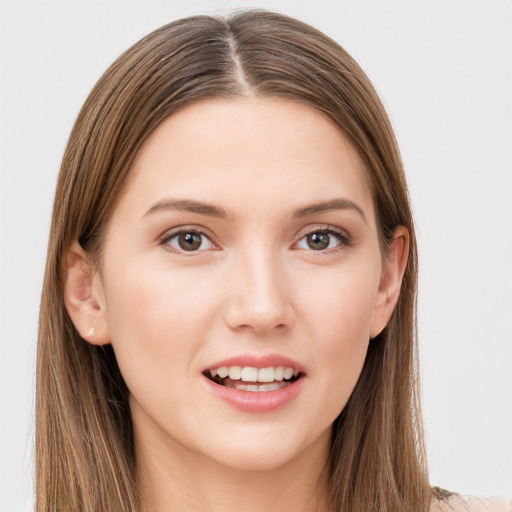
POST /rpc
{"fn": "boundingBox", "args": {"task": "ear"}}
[370,226,409,338]
[63,241,110,345]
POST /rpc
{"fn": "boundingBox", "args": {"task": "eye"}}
[296,229,347,251]
[163,230,214,252]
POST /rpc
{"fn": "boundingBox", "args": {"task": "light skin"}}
[64,98,409,512]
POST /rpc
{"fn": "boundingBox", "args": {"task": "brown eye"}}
[296,229,347,252]
[165,231,214,252]
[178,233,202,250]
[306,232,330,250]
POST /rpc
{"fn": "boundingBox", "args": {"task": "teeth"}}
[258,367,275,382]
[232,381,288,392]
[259,382,283,391]
[241,367,259,382]
[274,366,284,380]
[209,365,298,382]
[228,366,242,380]
[217,366,229,378]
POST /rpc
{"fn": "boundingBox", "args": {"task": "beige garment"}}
[433,495,512,512]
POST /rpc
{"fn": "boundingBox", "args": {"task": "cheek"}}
[296,264,380,405]
[102,261,221,380]
[101,261,227,439]
[299,263,379,343]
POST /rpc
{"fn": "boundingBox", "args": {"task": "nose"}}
[223,246,295,334]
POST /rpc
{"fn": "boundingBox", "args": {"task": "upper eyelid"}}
[160,229,218,255]
[158,224,351,248]
[294,224,350,241]
[160,226,215,243]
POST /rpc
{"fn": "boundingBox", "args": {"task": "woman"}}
[35,10,507,512]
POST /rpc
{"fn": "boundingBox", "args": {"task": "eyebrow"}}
[292,198,367,224]
[142,197,367,223]
[143,199,228,219]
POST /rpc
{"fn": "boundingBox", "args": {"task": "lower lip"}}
[201,375,305,413]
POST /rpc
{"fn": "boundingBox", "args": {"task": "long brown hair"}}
[36,10,431,511]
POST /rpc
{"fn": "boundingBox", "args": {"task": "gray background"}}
[1,1,511,510]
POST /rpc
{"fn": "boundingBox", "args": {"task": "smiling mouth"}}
[203,366,303,392]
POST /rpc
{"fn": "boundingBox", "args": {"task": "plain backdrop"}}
[0,1,511,510]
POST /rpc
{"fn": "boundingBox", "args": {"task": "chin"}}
[207,444,304,473]
[198,424,332,473]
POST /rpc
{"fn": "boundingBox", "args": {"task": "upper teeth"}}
[210,366,298,382]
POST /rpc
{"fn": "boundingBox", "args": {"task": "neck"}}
[135,420,332,512]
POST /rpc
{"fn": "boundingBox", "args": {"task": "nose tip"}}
[223,253,295,335]
[225,292,295,334]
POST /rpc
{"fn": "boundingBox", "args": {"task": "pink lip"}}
[204,353,306,373]
[201,353,306,413]
[201,374,305,413]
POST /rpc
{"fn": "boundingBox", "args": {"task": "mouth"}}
[203,365,304,392]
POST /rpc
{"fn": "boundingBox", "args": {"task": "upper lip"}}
[204,353,305,373]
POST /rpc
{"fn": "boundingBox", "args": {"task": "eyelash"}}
[160,225,351,255]
[160,228,217,254]
[295,226,351,254]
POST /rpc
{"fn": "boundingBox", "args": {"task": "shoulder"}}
[430,494,512,512]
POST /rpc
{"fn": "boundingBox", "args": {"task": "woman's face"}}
[92,98,393,471]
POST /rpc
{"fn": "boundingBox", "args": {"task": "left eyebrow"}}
[142,199,228,219]
[292,198,367,224]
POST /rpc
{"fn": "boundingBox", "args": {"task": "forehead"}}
[118,97,375,223]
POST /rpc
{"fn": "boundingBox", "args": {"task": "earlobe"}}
[63,241,110,345]
[370,226,409,338]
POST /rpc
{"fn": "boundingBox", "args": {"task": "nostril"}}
[251,322,289,335]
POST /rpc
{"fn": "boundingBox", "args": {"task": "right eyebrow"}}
[292,198,367,224]
[142,199,229,220]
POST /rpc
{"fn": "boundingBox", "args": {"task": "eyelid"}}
[295,224,350,240]
[157,223,351,253]
[293,224,352,252]
[159,225,219,253]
